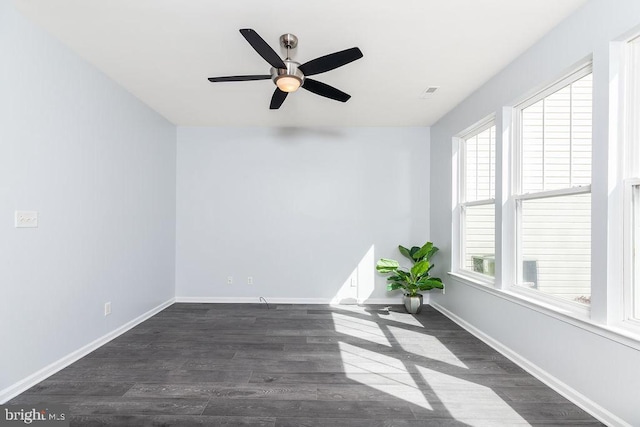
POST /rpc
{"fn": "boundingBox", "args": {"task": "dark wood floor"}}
[10,303,602,426]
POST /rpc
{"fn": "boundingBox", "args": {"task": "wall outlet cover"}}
[15,211,38,228]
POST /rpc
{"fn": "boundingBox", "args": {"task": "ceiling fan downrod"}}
[271,33,304,92]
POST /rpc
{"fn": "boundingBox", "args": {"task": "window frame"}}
[455,117,496,283]
[446,34,640,346]
[623,35,640,328]
[510,62,593,309]
[624,179,640,327]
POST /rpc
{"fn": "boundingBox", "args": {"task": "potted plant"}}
[376,242,444,314]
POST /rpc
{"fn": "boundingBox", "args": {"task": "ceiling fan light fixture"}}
[271,59,305,93]
[275,75,302,92]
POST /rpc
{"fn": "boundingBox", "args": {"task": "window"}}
[458,121,496,278]
[626,36,640,322]
[632,184,640,320]
[514,65,593,305]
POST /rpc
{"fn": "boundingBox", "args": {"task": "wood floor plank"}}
[124,383,317,400]
[9,395,209,416]
[8,303,604,426]
[69,397,209,416]
[275,418,523,427]
[86,348,238,360]
[71,415,276,426]
[20,380,134,397]
[202,398,415,419]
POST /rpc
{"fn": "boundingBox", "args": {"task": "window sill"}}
[447,271,640,351]
[449,270,495,287]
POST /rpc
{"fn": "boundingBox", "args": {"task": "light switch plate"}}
[15,211,38,228]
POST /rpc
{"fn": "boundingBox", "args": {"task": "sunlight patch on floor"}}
[387,325,468,369]
[415,366,528,422]
[331,312,391,346]
[338,342,413,373]
[384,313,425,328]
[339,341,433,409]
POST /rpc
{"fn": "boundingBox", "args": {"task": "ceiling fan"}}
[208,29,363,110]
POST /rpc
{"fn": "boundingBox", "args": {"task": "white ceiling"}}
[16,0,587,127]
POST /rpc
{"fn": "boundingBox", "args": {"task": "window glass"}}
[633,186,640,318]
[520,193,591,304]
[516,67,592,305]
[631,185,640,320]
[465,126,495,202]
[463,204,495,276]
[521,74,592,193]
[459,123,496,278]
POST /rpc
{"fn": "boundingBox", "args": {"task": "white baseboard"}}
[430,302,629,427]
[175,296,330,304]
[175,296,403,305]
[0,298,175,404]
[359,298,404,304]
[176,296,269,303]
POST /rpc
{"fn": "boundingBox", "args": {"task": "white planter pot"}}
[403,294,423,314]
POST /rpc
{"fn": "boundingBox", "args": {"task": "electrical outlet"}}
[15,211,38,228]
[247,276,253,285]
[227,276,233,285]
[104,302,111,316]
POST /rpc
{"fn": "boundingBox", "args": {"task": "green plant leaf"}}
[409,246,421,260]
[376,258,399,273]
[416,276,438,284]
[417,278,445,290]
[388,271,411,282]
[426,246,439,261]
[411,260,430,277]
[394,269,410,279]
[412,242,433,261]
[387,283,405,292]
[398,245,413,262]
[405,283,418,292]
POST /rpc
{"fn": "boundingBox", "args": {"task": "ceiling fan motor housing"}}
[271,60,305,89]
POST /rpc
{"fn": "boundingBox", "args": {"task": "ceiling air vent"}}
[420,86,439,99]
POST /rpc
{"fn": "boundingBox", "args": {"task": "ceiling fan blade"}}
[299,47,363,76]
[208,75,271,82]
[270,88,288,109]
[240,29,286,69]
[302,78,351,102]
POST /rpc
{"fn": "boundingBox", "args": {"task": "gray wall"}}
[0,0,176,396]
[176,127,430,302]
[430,0,640,424]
